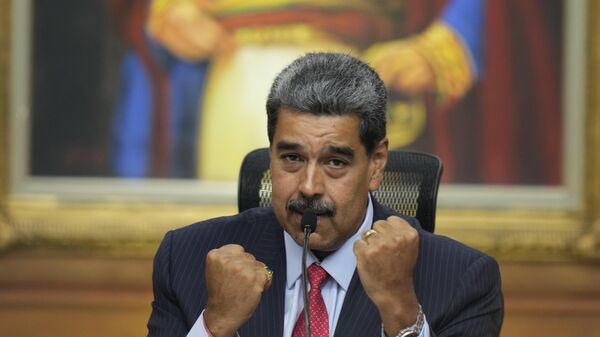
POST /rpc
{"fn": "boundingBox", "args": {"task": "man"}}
[147,52,504,337]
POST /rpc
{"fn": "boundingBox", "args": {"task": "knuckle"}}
[231,263,245,274]
[243,253,256,262]
[373,223,387,233]
[373,220,386,229]
[231,263,255,279]
[387,215,406,226]
[378,241,393,253]
[363,246,378,259]
[405,228,419,242]
[206,248,221,262]
[353,240,367,254]
[229,244,245,251]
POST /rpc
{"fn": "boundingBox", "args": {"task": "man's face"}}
[269,108,388,252]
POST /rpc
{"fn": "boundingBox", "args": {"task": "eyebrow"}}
[275,141,302,152]
[327,145,355,158]
[274,141,354,158]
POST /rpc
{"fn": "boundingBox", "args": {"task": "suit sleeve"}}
[147,230,190,337]
[430,254,504,337]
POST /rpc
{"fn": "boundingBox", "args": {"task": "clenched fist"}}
[204,244,272,337]
[146,0,232,62]
[363,40,435,96]
[353,216,420,337]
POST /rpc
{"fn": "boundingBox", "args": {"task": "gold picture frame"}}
[0,0,599,260]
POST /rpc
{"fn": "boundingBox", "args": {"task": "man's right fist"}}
[203,244,272,337]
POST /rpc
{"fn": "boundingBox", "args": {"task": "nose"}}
[298,162,324,198]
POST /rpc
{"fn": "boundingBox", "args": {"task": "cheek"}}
[337,197,362,219]
[331,176,370,204]
[329,192,358,221]
[329,182,369,220]
[271,173,294,206]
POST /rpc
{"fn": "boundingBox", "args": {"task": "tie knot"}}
[307,263,329,289]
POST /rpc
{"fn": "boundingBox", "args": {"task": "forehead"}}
[273,109,363,149]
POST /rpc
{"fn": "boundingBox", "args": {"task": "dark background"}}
[31,0,124,176]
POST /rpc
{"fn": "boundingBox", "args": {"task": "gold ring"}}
[364,229,378,239]
[263,265,273,283]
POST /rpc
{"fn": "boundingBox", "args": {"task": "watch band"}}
[381,304,425,337]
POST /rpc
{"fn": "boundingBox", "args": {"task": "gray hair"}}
[266,52,387,155]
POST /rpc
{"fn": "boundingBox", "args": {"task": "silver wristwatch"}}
[381,304,425,337]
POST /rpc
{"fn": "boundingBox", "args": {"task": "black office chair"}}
[237,148,443,233]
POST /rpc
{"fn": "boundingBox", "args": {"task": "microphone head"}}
[300,211,317,233]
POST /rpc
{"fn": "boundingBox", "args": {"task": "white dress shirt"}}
[188,196,430,337]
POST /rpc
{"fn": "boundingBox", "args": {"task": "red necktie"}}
[292,263,330,337]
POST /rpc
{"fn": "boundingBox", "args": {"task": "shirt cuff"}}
[186,310,241,337]
[186,310,212,337]
[419,317,431,337]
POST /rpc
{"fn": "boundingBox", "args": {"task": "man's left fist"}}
[353,216,420,335]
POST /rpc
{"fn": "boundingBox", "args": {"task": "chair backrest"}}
[237,148,443,233]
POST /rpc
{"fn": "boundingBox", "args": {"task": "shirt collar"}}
[284,195,374,291]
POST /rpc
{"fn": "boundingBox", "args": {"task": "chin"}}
[308,235,339,252]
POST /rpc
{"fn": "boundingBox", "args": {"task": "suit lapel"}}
[333,271,381,337]
[371,196,396,222]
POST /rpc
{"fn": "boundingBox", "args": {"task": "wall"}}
[0,1,599,336]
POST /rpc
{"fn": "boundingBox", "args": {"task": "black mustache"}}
[287,198,336,217]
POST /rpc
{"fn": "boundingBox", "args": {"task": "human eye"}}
[279,153,304,171]
[326,158,348,169]
[281,153,302,163]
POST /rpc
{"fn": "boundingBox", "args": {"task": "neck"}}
[312,250,331,261]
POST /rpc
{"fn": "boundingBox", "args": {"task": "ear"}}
[368,138,388,192]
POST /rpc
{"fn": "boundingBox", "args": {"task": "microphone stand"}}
[302,225,312,337]
[300,211,316,337]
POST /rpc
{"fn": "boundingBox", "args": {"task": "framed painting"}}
[1,0,599,258]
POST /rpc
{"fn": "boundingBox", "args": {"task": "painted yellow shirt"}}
[193,0,400,180]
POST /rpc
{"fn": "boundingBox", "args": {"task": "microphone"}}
[301,210,317,233]
[300,211,317,337]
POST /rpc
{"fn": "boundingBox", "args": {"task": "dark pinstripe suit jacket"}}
[147,200,503,337]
